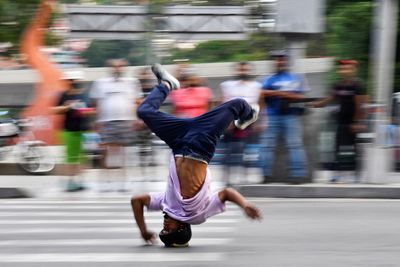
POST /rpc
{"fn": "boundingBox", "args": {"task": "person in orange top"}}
[169,67,213,118]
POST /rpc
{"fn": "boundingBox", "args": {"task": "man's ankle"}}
[161,81,171,90]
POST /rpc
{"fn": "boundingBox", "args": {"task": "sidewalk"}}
[2,145,400,199]
[2,163,400,199]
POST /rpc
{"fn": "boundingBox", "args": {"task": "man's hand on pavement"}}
[141,231,157,245]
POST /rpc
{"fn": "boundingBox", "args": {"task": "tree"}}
[0,0,61,55]
[81,40,152,67]
[325,1,373,88]
[166,33,284,64]
[395,12,400,92]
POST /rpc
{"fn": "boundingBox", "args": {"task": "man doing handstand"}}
[131,64,262,247]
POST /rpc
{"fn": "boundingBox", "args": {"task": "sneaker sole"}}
[151,64,180,90]
[235,104,260,130]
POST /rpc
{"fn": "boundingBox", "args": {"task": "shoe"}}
[287,180,305,185]
[235,104,260,130]
[287,177,308,184]
[262,176,271,184]
[65,181,86,192]
[329,176,340,183]
[151,63,180,90]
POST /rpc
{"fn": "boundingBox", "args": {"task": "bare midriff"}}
[175,157,207,199]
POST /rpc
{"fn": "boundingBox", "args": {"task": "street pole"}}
[286,35,307,73]
[373,0,398,110]
[365,0,398,183]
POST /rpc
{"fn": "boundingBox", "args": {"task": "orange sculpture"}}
[20,0,66,144]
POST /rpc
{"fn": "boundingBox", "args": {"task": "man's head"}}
[159,213,192,247]
[62,70,84,90]
[337,59,358,79]
[235,61,252,81]
[108,58,128,79]
[270,50,289,73]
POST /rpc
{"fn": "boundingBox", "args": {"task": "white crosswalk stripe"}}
[0,198,241,264]
[0,218,240,224]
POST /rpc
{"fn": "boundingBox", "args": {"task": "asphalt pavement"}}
[0,198,399,267]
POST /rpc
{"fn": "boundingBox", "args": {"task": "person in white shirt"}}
[219,62,262,185]
[220,62,262,106]
[90,59,142,191]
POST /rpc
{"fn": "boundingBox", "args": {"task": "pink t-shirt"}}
[148,156,226,225]
[169,87,213,118]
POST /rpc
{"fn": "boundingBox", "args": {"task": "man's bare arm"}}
[351,94,369,133]
[354,94,368,121]
[261,90,305,101]
[130,194,156,244]
[311,95,334,108]
[218,188,262,220]
[51,105,70,114]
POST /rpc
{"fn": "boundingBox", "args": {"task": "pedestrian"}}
[135,66,158,173]
[220,62,262,184]
[131,64,262,247]
[312,60,368,182]
[53,70,91,192]
[169,66,213,118]
[90,59,142,192]
[259,50,308,184]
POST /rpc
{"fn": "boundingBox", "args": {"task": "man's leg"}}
[137,84,190,150]
[260,114,279,182]
[184,98,256,163]
[284,115,307,180]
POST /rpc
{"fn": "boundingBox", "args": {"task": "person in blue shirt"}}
[260,51,308,184]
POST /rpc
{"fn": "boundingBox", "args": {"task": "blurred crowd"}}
[0,56,27,70]
[51,53,368,192]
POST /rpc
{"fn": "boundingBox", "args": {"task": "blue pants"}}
[137,84,253,163]
[260,114,307,178]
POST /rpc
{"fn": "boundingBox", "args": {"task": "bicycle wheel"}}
[19,143,55,174]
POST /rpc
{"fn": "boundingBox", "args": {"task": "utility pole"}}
[365,0,398,183]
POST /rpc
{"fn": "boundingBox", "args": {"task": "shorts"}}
[62,131,86,164]
[99,120,133,145]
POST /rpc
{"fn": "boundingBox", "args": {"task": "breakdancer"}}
[131,64,262,247]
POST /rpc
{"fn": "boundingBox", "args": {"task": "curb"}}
[0,188,30,198]
[0,163,66,175]
[237,184,400,199]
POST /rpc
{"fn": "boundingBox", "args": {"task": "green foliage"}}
[0,0,61,55]
[395,14,400,92]
[81,40,151,67]
[395,63,400,92]
[167,33,284,64]
[325,1,373,88]
[0,0,40,52]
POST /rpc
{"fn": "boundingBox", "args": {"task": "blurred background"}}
[0,0,399,192]
[2,2,400,267]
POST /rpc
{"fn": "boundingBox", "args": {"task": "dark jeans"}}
[335,124,358,171]
[137,84,253,163]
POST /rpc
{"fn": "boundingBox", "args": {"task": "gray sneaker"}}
[234,104,260,130]
[151,63,180,90]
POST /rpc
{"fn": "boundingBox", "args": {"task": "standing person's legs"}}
[283,115,307,180]
[260,114,280,183]
[333,124,356,182]
[62,131,85,191]
[98,120,132,191]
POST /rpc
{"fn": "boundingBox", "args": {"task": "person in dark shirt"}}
[313,60,368,182]
[53,71,92,192]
